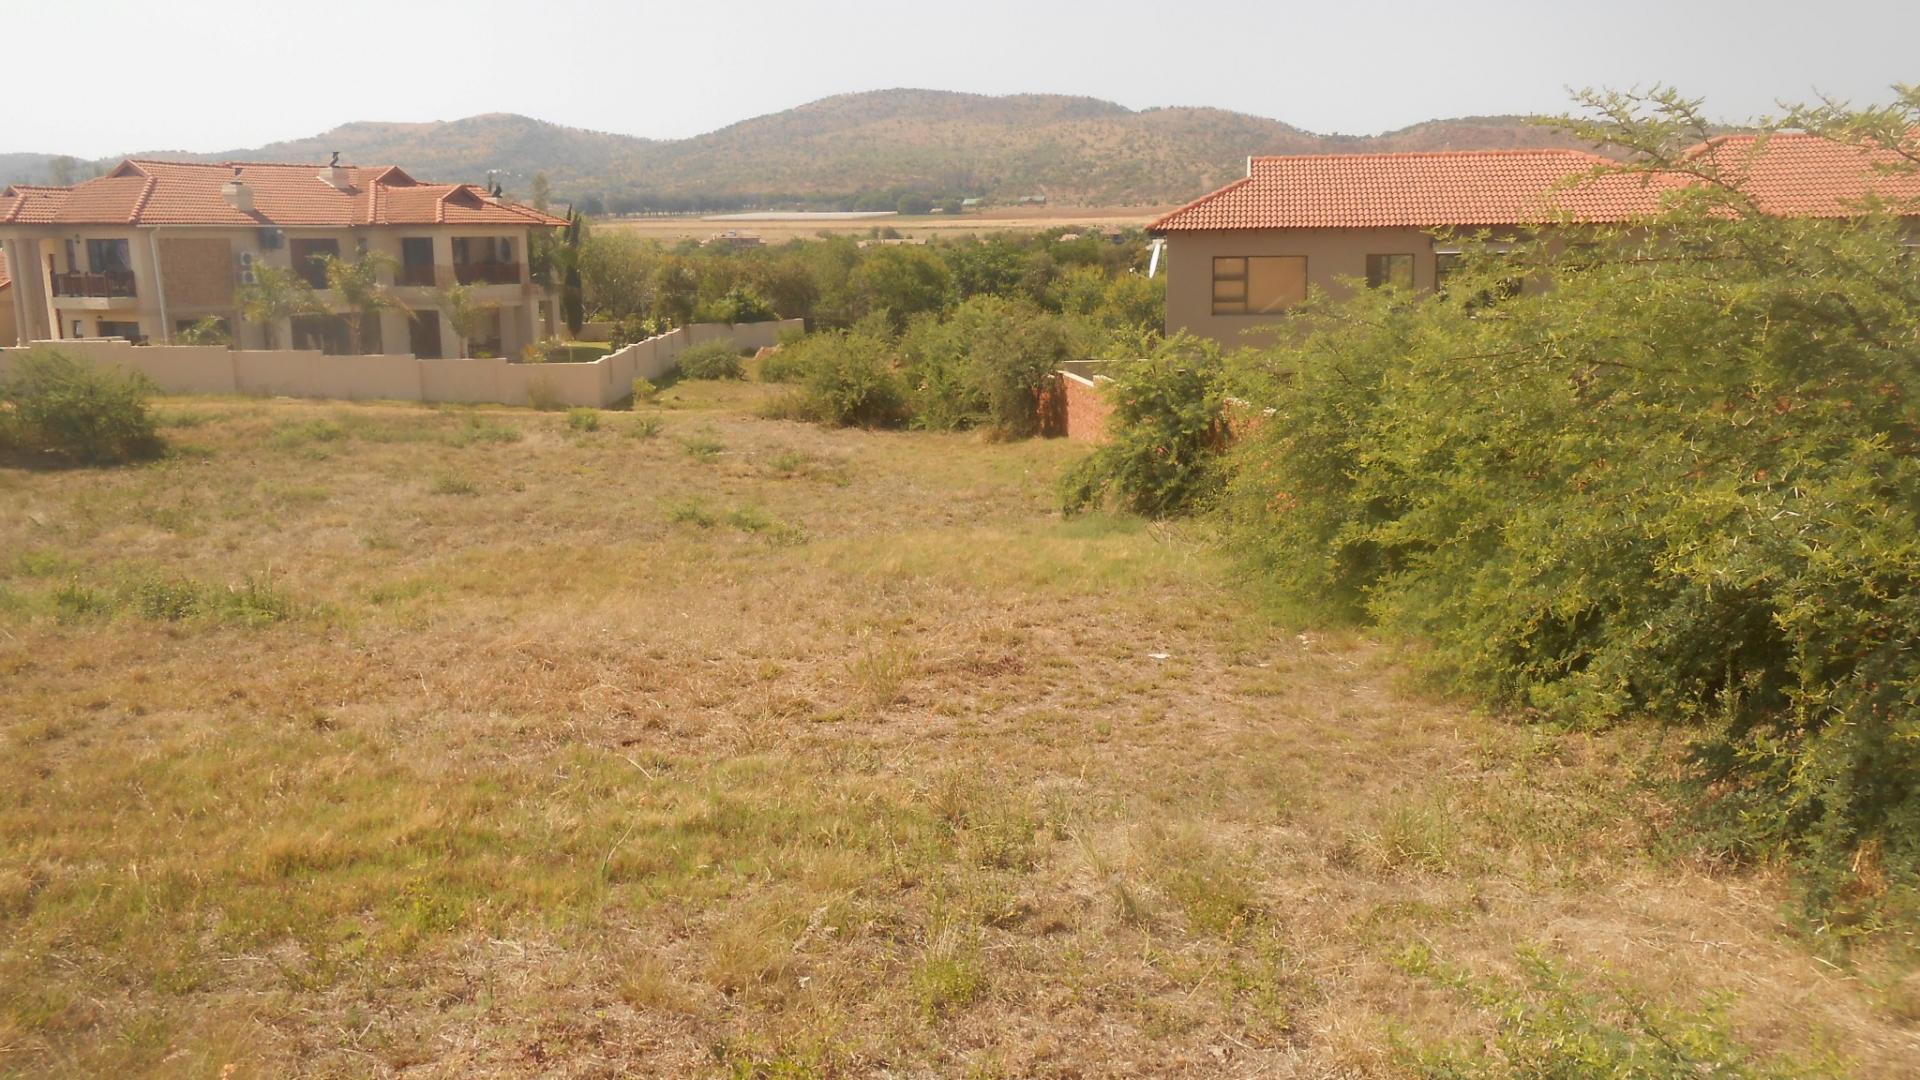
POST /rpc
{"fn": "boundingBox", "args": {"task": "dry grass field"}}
[3,377,1917,1077]
[598,206,1176,245]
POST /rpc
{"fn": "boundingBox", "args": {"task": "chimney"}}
[320,150,351,191]
[221,166,255,214]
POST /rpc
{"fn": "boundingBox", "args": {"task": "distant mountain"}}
[1,89,1607,209]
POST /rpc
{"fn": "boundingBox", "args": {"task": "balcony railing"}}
[53,270,137,299]
[453,260,522,286]
[397,263,438,287]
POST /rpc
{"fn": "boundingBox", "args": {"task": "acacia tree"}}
[319,251,406,354]
[237,264,321,349]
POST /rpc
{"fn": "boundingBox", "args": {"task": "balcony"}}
[53,270,137,299]
[397,262,438,287]
[453,260,522,286]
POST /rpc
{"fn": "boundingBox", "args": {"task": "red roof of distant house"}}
[1690,132,1920,217]
[1150,134,1920,232]
[0,159,568,229]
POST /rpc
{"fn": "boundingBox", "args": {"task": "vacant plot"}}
[1,380,1915,1077]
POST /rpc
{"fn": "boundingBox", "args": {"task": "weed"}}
[912,927,985,1018]
[525,378,564,412]
[850,640,916,711]
[567,408,601,433]
[667,501,718,527]
[682,434,725,461]
[629,415,663,439]
[430,475,478,496]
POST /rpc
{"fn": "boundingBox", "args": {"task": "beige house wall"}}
[1162,228,1441,348]
[0,319,803,409]
[0,284,15,347]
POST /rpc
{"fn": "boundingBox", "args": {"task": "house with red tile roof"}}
[0,158,568,356]
[1148,134,1920,347]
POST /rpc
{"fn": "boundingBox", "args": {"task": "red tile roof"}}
[1150,135,1920,232]
[0,160,567,229]
[1692,132,1920,217]
[0,185,75,225]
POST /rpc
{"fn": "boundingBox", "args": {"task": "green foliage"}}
[631,377,660,404]
[846,246,952,330]
[565,408,601,432]
[0,349,163,464]
[676,340,748,380]
[1221,89,1920,922]
[610,314,669,348]
[1397,944,1832,1079]
[237,263,322,349]
[898,296,1082,437]
[693,285,779,325]
[1062,335,1227,517]
[433,284,495,359]
[318,251,405,354]
[783,329,909,428]
[174,316,231,347]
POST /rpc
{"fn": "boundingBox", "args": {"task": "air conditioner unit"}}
[236,250,257,286]
[257,227,284,250]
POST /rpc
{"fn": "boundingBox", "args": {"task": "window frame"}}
[1211,254,1308,316]
[1365,253,1415,290]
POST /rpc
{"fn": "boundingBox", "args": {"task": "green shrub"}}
[0,349,163,464]
[1397,944,1832,1078]
[897,296,1083,437]
[757,345,806,384]
[1062,336,1227,518]
[609,314,667,348]
[791,330,908,428]
[566,407,601,432]
[691,285,778,325]
[676,340,748,380]
[628,415,662,439]
[631,377,660,404]
[1221,118,1920,922]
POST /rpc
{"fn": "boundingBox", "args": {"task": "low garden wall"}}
[0,319,803,408]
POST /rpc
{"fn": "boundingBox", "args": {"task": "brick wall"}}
[158,238,235,308]
[1040,371,1114,442]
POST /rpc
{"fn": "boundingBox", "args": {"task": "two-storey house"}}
[0,158,568,356]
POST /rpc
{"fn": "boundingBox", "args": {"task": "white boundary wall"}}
[0,319,802,409]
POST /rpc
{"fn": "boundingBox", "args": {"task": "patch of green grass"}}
[629,415,663,439]
[566,408,601,433]
[666,500,719,528]
[26,570,295,627]
[430,475,478,496]
[682,433,725,461]
[912,928,985,1018]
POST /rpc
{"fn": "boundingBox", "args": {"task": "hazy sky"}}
[7,0,1915,157]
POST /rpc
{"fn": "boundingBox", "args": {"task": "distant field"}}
[600,204,1177,243]
[2,377,1911,1076]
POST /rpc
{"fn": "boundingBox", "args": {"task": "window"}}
[1435,252,1523,307]
[86,239,131,273]
[288,238,341,289]
[1212,256,1307,315]
[98,320,143,342]
[408,312,444,359]
[1366,254,1414,289]
[399,238,436,286]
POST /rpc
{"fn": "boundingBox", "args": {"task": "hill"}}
[1,89,1604,208]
